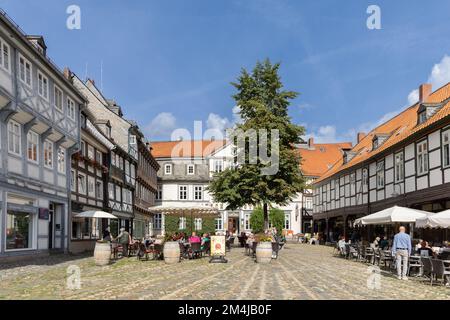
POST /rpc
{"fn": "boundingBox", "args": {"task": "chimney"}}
[308,137,314,147]
[63,67,71,81]
[357,132,366,144]
[419,84,432,103]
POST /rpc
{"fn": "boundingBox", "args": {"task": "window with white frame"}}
[88,176,95,198]
[350,172,356,194]
[362,168,368,186]
[164,164,172,175]
[115,185,122,202]
[0,38,10,71]
[244,213,251,230]
[194,185,203,200]
[80,140,86,156]
[44,140,53,168]
[19,55,32,87]
[179,185,188,200]
[95,180,103,199]
[305,197,313,210]
[443,130,450,168]
[194,218,202,231]
[37,71,49,100]
[187,164,195,175]
[67,97,75,120]
[111,151,116,166]
[179,217,186,230]
[156,185,162,200]
[70,170,75,191]
[284,214,291,230]
[376,161,385,188]
[215,218,223,231]
[8,120,21,155]
[87,145,94,160]
[154,214,162,230]
[54,86,63,112]
[27,131,39,163]
[417,140,429,175]
[77,172,86,194]
[394,152,404,182]
[214,160,223,173]
[108,183,114,199]
[57,147,65,173]
[95,150,102,164]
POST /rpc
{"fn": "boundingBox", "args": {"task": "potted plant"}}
[255,234,273,264]
[94,240,111,266]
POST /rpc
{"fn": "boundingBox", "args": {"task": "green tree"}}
[208,59,305,229]
[250,207,285,234]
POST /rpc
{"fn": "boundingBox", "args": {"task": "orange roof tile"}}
[315,82,450,184]
[151,140,227,158]
[298,143,352,177]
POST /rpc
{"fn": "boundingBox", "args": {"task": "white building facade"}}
[0,14,84,259]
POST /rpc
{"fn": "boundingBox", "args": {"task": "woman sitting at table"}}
[379,236,389,250]
[418,241,435,257]
[201,233,211,252]
[189,232,201,244]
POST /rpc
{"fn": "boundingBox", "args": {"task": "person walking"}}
[116,227,131,257]
[392,226,412,280]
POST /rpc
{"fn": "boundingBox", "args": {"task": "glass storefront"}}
[6,211,32,250]
[71,216,100,240]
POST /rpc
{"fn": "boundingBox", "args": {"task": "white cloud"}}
[304,125,340,143]
[145,112,176,137]
[407,55,450,105]
[206,113,231,132]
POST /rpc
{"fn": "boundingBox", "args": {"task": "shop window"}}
[6,211,32,250]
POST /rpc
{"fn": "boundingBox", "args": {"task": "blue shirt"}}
[392,232,412,255]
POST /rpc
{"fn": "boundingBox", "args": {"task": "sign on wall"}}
[39,208,49,220]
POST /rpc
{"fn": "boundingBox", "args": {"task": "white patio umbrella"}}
[356,206,431,225]
[75,211,118,219]
[416,210,450,229]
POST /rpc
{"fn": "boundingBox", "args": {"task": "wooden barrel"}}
[163,241,180,264]
[94,242,111,266]
[256,242,273,264]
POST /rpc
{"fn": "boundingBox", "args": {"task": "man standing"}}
[392,226,412,280]
[117,228,131,257]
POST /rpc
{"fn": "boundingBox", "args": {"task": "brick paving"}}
[0,244,449,300]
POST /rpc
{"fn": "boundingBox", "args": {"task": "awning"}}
[416,210,450,229]
[354,206,432,225]
[148,205,219,217]
[75,211,118,219]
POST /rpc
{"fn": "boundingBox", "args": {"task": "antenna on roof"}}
[84,62,88,82]
[100,60,103,92]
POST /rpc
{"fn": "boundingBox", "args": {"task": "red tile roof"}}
[298,142,353,177]
[151,140,227,158]
[315,82,450,184]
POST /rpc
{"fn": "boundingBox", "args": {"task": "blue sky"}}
[1,0,450,143]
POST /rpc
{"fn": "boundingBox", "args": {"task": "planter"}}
[94,242,111,266]
[163,241,180,264]
[256,242,273,264]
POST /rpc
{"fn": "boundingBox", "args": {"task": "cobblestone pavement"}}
[1,244,449,300]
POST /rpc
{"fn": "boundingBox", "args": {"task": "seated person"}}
[201,233,210,251]
[189,232,201,244]
[418,241,434,257]
[379,236,389,250]
[338,236,347,253]
[372,237,381,249]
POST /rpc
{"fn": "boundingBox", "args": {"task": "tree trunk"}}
[263,203,269,231]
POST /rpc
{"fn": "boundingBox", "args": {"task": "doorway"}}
[48,203,54,249]
[228,217,239,235]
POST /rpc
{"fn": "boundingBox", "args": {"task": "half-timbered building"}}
[312,83,450,242]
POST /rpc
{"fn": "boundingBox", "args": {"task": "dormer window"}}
[372,134,389,150]
[343,151,356,164]
[164,164,173,175]
[417,103,443,125]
